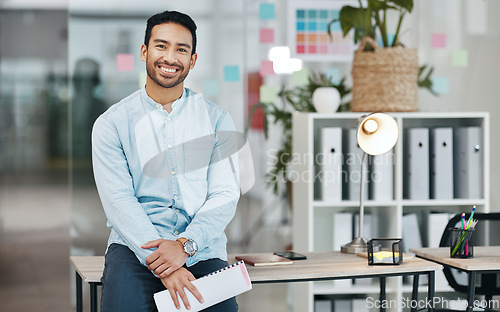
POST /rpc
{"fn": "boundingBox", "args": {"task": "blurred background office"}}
[1,0,499,311]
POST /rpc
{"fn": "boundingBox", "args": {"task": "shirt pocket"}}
[183,136,215,181]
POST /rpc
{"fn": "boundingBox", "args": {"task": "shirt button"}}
[174,230,179,235]
[168,144,173,149]
[174,196,178,200]
[176,209,180,213]
[171,171,175,176]
[167,117,171,121]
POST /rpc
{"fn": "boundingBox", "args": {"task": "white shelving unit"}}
[291,112,490,312]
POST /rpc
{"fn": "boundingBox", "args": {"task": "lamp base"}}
[341,237,368,254]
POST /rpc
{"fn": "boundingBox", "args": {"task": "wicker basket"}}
[351,37,419,112]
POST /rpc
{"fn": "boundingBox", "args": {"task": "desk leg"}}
[90,282,98,312]
[411,274,419,312]
[428,271,435,312]
[380,276,386,312]
[76,272,82,312]
[467,271,477,312]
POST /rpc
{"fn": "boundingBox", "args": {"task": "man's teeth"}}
[161,67,176,73]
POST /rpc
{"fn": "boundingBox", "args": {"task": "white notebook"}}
[154,261,252,312]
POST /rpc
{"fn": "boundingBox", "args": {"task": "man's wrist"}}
[177,238,197,256]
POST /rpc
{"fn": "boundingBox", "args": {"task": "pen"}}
[466,206,476,230]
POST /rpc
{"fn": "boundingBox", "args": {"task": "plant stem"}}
[392,11,405,47]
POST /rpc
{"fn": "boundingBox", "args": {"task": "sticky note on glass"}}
[203,79,219,96]
[431,33,447,49]
[138,72,147,88]
[452,49,468,67]
[260,85,278,103]
[433,77,450,94]
[117,54,134,71]
[259,28,274,43]
[259,3,275,20]
[260,60,275,77]
[292,68,309,86]
[323,68,340,85]
[224,65,240,82]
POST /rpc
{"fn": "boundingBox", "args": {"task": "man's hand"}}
[161,267,204,310]
[141,239,188,278]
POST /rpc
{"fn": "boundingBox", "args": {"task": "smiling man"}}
[92,10,240,312]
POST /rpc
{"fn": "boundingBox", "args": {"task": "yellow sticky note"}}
[259,85,278,103]
[292,68,309,86]
[452,49,468,67]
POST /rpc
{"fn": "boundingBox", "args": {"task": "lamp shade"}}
[357,113,398,156]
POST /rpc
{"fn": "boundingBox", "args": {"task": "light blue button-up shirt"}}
[91,86,240,267]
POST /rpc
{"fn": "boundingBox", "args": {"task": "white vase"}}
[312,87,341,114]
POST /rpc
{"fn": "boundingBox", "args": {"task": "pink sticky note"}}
[431,33,446,49]
[260,60,274,76]
[259,28,274,43]
[117,54,134,71]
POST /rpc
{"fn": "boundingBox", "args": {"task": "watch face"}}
[184,240,197,255]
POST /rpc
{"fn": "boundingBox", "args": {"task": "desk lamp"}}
[341,113,399,253]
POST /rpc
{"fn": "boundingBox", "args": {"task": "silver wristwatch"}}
[181,239,197,256]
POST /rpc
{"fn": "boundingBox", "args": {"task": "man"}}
[92,10,240,312]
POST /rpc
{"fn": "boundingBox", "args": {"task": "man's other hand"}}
[142,239,188,278]
[160,267,204,310]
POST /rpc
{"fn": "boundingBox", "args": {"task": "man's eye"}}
[178,48,187,53]
[157,45,165,49]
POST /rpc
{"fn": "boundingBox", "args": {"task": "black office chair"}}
[437,212,500,311]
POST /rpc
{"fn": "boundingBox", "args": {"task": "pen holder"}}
[449,228,474,258]
[367,238,402,265]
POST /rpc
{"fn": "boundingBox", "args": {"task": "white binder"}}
[369,152,394,201]
[430,128,454,199]
[321,127,343,201]
[343,128,368,201]
[154,261,252,312]
[404,128,430,200]
[453,127,483,199]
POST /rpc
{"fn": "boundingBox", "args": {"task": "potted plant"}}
[329,0,435,112]
[246,73,350,195]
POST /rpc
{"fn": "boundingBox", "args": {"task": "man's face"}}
[141,23,197,89]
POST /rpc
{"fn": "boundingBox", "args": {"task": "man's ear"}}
[190,53,198,69]
[140,44,148,62]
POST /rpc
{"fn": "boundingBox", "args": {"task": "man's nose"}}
[162,48,177,63]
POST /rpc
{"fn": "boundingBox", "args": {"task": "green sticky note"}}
[292,68,309,86]
[259,85,278,103]
[323,68,340,85]
[138,72,147,88]
[452,49,468,67]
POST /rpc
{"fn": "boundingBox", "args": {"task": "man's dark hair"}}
[144,10,197,55]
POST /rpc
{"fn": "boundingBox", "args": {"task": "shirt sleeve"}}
[180,112,241,251]
[91,115,162,266]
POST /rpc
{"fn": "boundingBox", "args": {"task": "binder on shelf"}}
[314,300,332,312]
[369,152,394,201]
[154,261,252,312]
[404,128,430,200]
[352,298,369,312]
[334,299,352,312]
[343,128,368,201]
[430,128,454,199]
[453,127,483,199]
[321,127,343,201]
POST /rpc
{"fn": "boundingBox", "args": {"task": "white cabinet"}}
[291,112,489,312]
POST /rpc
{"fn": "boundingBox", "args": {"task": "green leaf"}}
[389,0,413,13]
[339,6,370,38]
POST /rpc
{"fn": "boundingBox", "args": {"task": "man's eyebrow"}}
[152,39,191,50]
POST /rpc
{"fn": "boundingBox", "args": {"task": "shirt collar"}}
[140,86,188,114]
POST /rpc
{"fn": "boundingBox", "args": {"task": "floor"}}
[0,171,292,312]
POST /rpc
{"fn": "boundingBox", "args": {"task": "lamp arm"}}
[358,152,367,239]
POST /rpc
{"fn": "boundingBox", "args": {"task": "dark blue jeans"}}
[100,243,238,312]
